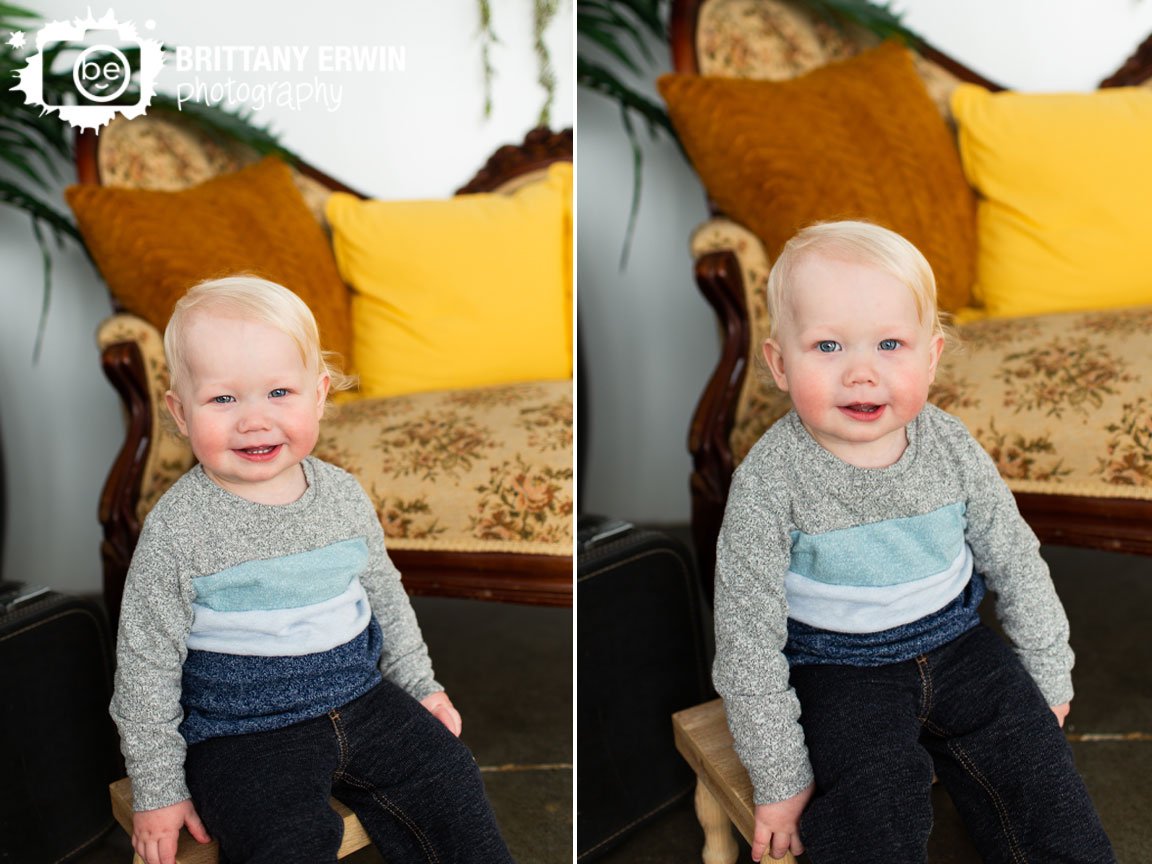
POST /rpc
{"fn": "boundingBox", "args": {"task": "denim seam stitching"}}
[341,772,441,864]
[948,740,1028,864]
[328,708,351,777]
[915,655,934,723]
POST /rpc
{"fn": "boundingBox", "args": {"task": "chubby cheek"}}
[184,413,233,463]
[890,367,934,407]
[781,364,839,419]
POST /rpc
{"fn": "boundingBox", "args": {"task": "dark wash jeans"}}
[185,679,514,864]
[790,624,1115,864]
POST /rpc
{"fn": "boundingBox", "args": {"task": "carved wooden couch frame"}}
[73,120,574,620]
[668,0,1152,595]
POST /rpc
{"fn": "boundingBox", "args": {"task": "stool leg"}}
[694,778,739,864]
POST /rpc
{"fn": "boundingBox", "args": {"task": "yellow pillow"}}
[327,163,572,399]
[952,84,1152,318]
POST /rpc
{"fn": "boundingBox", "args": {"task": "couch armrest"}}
[687,219,763,493]
[96,314,194,619]
[685,219,763,600]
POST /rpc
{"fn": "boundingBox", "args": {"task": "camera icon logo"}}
[72,41,137,104]
[10,10,164,132]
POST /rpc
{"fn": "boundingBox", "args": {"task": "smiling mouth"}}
[840,403,885,420]
[235,444,282,460]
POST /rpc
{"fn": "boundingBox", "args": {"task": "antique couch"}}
[660,0,1152,596]
[69,116,573,620]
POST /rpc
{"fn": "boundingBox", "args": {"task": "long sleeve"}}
[110,513,197,811]
[958,437,1074,705]
[354,488,440,701]
[713,458,814,805]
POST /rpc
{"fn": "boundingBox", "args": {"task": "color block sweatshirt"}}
[111,457,441,811]
[713,405,1074,805]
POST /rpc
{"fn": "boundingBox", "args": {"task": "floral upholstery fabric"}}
[315,382,573,554]
[697,219,1152,501]
[97,314,574,556]
[695,0,966,119]
[97,113,335,225]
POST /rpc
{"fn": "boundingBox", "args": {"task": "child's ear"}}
[926,332,946,384]
[315,373,331,417]
[762,339,791,391]
[164,390,189,436]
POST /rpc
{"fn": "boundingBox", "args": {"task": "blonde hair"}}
[765,220,949,341]
[164,275,355,398]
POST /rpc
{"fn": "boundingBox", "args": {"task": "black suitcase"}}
[576,516,713,861]
[0,590,121,863]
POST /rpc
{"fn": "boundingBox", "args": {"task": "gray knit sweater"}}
[714,405,1074,805]
[111,456,441,811]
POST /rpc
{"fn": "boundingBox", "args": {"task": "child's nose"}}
[237,405,272,431]
[843,355,878,386]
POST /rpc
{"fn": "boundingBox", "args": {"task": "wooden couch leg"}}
[695,778,739,864]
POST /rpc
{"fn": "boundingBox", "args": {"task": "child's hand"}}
[421,690,463,736]
[751,782,814,861]
[1051,701,1071,727]
[132,799,210,864]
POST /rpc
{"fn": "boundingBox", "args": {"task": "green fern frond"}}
[804,0,920,46]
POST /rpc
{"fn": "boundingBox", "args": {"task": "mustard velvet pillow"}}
[658,41,977,313]
[327,162,572,399]
[952,84,1152,318]
[65,157,353,362]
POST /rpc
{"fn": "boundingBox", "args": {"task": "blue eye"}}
[269,388,289,398]
[817,340,841,353]
[879,339,901,351]
[212,395,235,404]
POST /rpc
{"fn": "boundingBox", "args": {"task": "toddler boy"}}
[112,276,513,864]
[714,221,1114,862]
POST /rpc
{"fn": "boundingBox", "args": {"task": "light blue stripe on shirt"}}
[785,543,973,634]
[188,577,373,657]
[788,502,966,587]
[191,537,369,612]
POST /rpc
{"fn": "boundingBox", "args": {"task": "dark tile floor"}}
[594,539,1152,864]
[74,596,572,864]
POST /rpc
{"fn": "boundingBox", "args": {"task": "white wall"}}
[578,0,1152,525]
[0,0,572,594]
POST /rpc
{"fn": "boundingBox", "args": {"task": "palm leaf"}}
[0,179,81,244]
[577,3,660,73]
[0,179,85,360]
[577,56,674,141]
[0,1,37,29]
[806,0,920,45]
[577,0,676,265]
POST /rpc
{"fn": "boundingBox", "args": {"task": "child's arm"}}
[958,432,1075,708]
[351,484,442,700]
[111,514,199,812]
[132,800,211,864]
[752,783,814,862]
[713,460,815,806]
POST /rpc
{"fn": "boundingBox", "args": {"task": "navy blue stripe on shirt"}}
[785,573,986,667]
[179,617,383,744]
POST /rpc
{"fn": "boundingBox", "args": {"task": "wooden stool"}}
[672,699,799,864]
[109,777,372,863]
